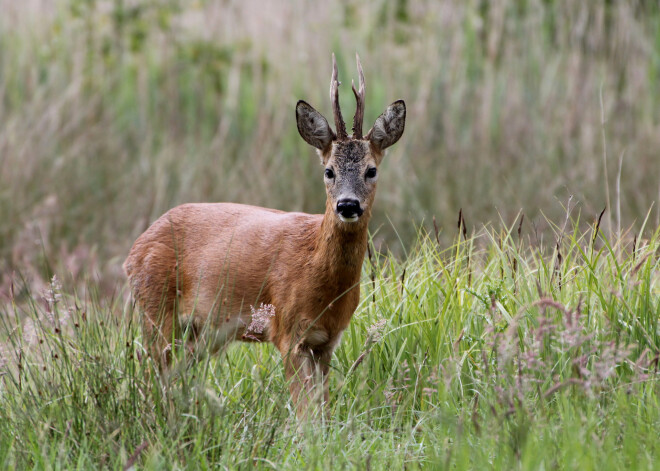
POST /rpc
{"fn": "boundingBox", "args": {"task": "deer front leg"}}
[282,341,332,419]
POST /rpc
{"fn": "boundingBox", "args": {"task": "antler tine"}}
[330,53,348,140]
[351,53,366,139]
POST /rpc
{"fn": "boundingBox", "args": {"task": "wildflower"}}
[366,318,387,344]
[42,275,62,310]
[348,319,388,375]
[244,303,276,340]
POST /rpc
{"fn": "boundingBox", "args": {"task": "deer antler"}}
[351,53,366,139]
[330,53,348,141]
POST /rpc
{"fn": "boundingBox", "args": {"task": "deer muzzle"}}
[336,199,363,222]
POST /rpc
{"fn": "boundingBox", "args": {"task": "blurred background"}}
[1,0,659,296]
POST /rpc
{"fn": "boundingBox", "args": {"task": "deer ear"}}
[296,100,335,151]
[367,100,406,151]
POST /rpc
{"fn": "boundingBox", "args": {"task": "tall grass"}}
[1,4,659,465]
[1,224,658,469]
[2,0,660,294]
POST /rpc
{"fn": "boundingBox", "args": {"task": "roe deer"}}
[123,53,405,416]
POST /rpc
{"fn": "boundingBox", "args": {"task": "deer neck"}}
[312,199,370,280]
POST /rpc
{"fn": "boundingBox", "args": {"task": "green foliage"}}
[1,225,658,469]
[2,0,660,290]
[1,2,659,466]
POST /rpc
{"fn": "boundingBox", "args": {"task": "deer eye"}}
[365,167,377,179]
[324,168,335,179]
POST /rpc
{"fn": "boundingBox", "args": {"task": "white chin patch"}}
[338,214,359,223]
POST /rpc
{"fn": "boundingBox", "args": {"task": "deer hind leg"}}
[129,244,184,369]
[141,296,181,369]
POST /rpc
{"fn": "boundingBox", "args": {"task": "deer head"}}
[296,54,406,225]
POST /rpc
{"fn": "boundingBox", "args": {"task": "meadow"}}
[1,0,659,469]
[1,224,659,469]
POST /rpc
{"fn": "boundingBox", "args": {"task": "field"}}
[2,226,659,469]
[1,1,659,469]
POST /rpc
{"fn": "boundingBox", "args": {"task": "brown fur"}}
[124,55,405,416]
[124,200,368,412]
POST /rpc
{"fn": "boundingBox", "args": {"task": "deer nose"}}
[336,199,363,219]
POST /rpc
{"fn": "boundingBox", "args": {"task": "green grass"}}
[2,0,660,292]
[1,224,658,469]
[1,1,660,468]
